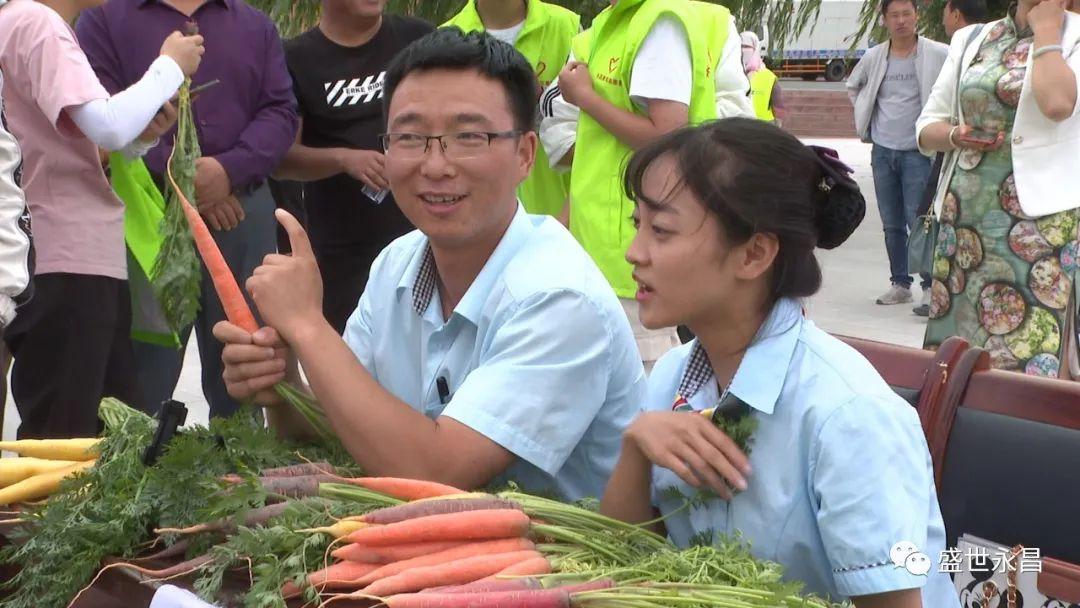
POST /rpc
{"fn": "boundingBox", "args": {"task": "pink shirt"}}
[0,0,125,279]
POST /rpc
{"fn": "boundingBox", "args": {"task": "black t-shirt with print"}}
[285,16,434,250]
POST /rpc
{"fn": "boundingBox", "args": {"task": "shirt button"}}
[1013,135,1023,145]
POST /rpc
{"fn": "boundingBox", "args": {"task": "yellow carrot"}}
[0,458,80,487]
[0,438,100,461]
[0,461,95,504]
[298,520,370,539]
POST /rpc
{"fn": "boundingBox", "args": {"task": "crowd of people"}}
[847,0,1080,380]
[0,0,1078,605]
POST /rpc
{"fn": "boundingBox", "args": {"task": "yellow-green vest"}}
[569,0,726,298]
[444,0,581,218]
[749,67,777,122]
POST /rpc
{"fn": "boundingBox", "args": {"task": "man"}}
[273,0,433,335]
[555,0,752,371]
[444,0,580,218]
[943,0,988,37]
[215,29,644,501]
[847,0,947,313]
[77,0,299,418]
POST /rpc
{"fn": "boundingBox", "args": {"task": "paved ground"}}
[1,138,927,436]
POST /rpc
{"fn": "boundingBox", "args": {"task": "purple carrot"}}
[127,538,192,563]
[361,497,523,525]
[260,462,337,478]
[153,502,291,536]
[261,474,342,498]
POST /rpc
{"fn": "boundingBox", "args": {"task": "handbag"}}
[908,24,985,276]
[953,534,1080,607]
[907,207,939,276]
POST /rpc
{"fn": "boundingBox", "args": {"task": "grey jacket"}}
[846,36,949,145]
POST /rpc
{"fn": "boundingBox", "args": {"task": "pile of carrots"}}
[0,438,99,505]
[287,479,615,607]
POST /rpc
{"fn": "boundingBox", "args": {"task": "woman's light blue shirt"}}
[646,298,959,604]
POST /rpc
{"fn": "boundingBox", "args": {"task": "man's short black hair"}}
[946,0,989,24]
[383,27,539,133]
[881,0,918,14]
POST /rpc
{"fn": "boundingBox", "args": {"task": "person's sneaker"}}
[913,289,931,317]
[876,284,913,305]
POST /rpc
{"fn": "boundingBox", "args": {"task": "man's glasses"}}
[379,131,521,160]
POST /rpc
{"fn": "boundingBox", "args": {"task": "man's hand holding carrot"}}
[214,209,326,405]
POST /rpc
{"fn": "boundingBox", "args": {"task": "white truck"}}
[751,0,873,82]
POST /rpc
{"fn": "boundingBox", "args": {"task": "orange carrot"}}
[307,560,381,588]
[281,560,382,598]
[332,541,465,564]
[354,538,535,587]
[487,556,552,578]
[165,155,258,333]
[361,550,542,597]
[345,509,531,547]
[346,477,464,502]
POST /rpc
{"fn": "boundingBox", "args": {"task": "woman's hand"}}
[159,31,205,77]
[137,102,177,144]
[952,125,1005,151]
[558,61,594,107]
[1029,0,1067,39]
[625,411,752,500]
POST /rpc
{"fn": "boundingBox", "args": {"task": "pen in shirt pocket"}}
[437,376,451,405]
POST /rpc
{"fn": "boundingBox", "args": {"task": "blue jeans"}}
[871,144,933,289]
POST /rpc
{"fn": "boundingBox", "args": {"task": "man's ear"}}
[518,131,538,177]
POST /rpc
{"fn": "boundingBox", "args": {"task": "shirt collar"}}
[402,204,533,323]
[676,298,804,415]
[1005,4,1034,37]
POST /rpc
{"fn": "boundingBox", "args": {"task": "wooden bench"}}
[932,348,1080,601]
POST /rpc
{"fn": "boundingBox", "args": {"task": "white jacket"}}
[917,15,1080,218]
[0,65,33,329]
[847,36,950,145]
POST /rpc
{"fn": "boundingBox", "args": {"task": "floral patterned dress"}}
[924,17,1080,377]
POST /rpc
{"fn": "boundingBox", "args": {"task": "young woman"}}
[600,119,959,608]
[0,0,203,437]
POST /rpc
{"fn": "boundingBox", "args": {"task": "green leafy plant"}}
[248,0,826,53]
[151,78,201,334]
[0,401,353,608]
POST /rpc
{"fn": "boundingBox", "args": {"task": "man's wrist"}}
[285,315,334,352]
[332,148,349,174]
[575,89,601,118]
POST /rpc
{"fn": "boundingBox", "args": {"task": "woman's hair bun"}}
[806,145,866,250]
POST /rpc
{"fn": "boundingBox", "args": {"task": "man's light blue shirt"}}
[343,204,645,501]
[646,298,959,605]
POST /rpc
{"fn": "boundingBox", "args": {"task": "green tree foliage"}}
[247,0,823,53]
